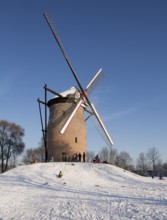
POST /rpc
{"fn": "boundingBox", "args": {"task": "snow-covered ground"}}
[0,162,167,220]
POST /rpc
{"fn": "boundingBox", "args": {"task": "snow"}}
[60,87,77,97]
[0,163,167,220]
[51,87,77,99]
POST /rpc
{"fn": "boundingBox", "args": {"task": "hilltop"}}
[0,162,167,219]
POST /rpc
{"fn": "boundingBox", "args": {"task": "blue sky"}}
[1,0,167,163]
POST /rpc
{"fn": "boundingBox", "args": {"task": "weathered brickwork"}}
[47,99,86,162]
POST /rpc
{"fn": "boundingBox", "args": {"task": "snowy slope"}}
[0,162,167,220]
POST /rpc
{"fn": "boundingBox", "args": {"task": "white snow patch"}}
[60,87,77,97]
[0,162,167,220]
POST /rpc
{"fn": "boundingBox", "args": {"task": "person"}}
[79,153,82,162]
[74,153,77,162]
[95,154,100,163]
[159,173,163,180]
[83,152,85,162]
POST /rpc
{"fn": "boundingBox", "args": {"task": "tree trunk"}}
[1,146,4,173]
[4,147,11,172]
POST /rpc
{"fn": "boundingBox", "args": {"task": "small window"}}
[75,137,77,143]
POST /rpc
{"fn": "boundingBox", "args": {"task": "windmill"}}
[37,13,113,162]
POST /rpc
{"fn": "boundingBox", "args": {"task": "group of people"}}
[61,152,86,162]
[72,152,85,162]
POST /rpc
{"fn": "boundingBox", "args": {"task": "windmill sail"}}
[85,68,103,92]
[43,13,85,94]
[90,104,113,145]
[60,99,83,134]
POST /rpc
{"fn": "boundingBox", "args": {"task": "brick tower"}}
[47,90,86,162]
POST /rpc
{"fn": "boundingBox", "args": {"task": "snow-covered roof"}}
[48,87,81,106]
[60,86,77,97]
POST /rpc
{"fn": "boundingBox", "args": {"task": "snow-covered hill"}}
[0,162,167,219]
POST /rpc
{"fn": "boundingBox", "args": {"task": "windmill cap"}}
[47,87,80,106]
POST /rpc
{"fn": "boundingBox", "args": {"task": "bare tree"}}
[0,120,25,173]
[22,145,45,164]
[99,147,109,162]
[8,152,17,168]
[22,148,35,164]
[86,150,95,163]
[108,146,118,165]
[146,147,161,176]
[99,146,118,164]
[162,162,167,170]
[136,152,148,176]
[115,151,133,170]
[162,162,167,176]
